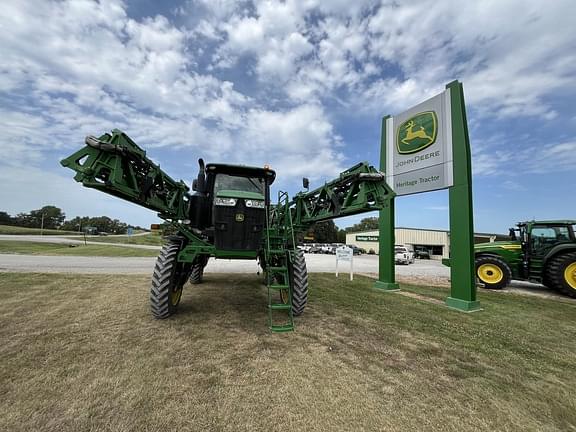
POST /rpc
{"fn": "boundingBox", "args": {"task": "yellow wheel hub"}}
[477,263,503,284]
[565,262,576,290]
[170,287,182,306]
[280,289,289,305]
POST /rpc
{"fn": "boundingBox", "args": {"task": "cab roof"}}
[518,220,576,226]
[206,163,276,185]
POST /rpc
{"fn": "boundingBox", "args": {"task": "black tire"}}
[545,252,576,298]
[288,249,308,316]
[150,241,190,319]
[475,255,512,290]
[189,263,203,284]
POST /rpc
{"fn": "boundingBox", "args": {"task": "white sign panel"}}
[336,246,353,281]
[386,90,453,196]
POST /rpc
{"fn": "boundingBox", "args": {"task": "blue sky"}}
[1,0,575,233]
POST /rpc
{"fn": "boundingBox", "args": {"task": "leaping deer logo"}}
[401,120,433,145]
[396,111,438,154]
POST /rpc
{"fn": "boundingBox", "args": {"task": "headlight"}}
[245,199,265,209]
[214,197,237,206]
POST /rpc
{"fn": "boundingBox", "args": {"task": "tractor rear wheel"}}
[150,241,190,319]
[475,256,511,290]
[545,252,576,298]
[288,249,308,316]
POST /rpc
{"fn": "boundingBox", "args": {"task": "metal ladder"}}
[264,191,295,333]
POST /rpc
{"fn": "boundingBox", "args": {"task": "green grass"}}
[74,233,164,246]
[0,272,574,431]
[0,224,79,235]
[0,240,159,257]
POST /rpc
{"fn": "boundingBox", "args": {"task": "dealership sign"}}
[385,90,454,196]
[356,235,379,242]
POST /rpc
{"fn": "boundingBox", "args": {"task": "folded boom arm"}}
[60,130,190,220]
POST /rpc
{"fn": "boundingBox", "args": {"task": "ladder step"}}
[270,324,294,333]
[269,284,289,290]
[268,249,286,254]
[269,266,287,273]
[269,303,291,310]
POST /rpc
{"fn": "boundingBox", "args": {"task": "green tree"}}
[28,206,66,229]
[311,220,339,243]
[0,211,13,225]
[61,216,91,232]
[345,217,379,233]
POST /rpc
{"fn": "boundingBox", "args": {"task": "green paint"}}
[375,115,399,291]
[396,111,438,154]
[446,81,481,312]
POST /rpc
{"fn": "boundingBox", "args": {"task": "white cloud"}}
[1,0,576,225]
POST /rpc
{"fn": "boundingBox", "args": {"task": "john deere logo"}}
[396,111,438,154]
[235,213,244,222]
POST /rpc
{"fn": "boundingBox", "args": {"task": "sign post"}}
[373,116,399,291]
[445,81,481,312]
[374,80,481,312]
[336,246,354,281]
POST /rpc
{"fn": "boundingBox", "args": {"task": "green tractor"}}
[474,220,576,297]
[61,130,394,331]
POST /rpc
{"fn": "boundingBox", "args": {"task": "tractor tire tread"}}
[545,252,576,298]
[150,242,181,319]
[290,250,309,316]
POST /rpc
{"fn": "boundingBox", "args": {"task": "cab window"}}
[214,174,264,194]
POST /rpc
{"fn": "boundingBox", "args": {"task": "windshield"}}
[214,174,264,195]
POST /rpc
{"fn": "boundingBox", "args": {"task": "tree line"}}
[303,217,379,243]
[0,206,143,234]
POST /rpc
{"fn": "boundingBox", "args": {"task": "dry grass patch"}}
[0,273,575,431]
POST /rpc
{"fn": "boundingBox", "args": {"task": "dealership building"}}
[346,228,505,260]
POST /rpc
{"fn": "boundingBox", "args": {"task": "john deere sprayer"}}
[474,220,576,297]
[61,129,394,331]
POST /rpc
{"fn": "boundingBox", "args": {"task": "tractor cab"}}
[518,220,576,263]
[189,159,276,254]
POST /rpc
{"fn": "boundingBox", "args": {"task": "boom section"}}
[291,162,395,228]
[60,129,190,220]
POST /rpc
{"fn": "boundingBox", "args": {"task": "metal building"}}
[346,228,500,260]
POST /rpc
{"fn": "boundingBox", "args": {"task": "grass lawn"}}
[0,224,79,235]
[0,240,159,257]
[75,233,164,246]
[0,273,575,431]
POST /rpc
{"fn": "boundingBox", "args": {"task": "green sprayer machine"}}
[61,130,394,331]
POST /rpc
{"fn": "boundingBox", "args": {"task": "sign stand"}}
[336,246,354,281]
[374,80,481,312]
[445,81,481,312]
[374,115,399,291]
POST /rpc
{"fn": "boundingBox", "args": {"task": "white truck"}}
[395,245,415,265]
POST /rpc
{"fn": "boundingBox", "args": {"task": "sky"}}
[1,0,575,234]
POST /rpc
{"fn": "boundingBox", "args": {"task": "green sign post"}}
[444,81,481,311]
[374,80,481,312]
[374,115,399,291]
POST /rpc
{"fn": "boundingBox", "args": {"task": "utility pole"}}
[40,212,45,236]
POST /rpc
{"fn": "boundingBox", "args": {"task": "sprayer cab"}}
[188,160,276,253]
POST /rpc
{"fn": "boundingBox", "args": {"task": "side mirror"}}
[302,177,310,190]
[192,179,198,191]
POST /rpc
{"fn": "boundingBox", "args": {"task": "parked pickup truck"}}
[395,245,415,265]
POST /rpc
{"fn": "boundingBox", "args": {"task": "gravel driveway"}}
[0,252,570,301]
